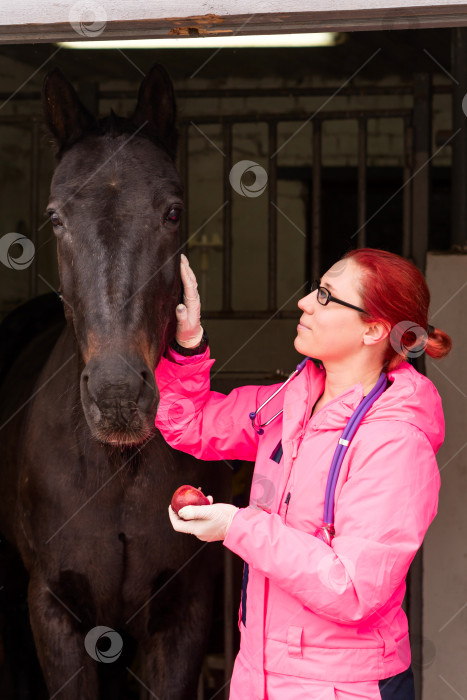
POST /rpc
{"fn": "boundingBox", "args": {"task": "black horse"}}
[0,65,229,699]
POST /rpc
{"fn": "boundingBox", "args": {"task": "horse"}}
[0,64,230,699]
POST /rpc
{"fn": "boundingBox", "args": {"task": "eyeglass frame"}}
[311,280,368,315]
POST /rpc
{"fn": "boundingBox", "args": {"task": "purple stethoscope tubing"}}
[249,358,388,542]
[323,370,387,526]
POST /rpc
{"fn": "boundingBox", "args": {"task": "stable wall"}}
[424,253,467,700]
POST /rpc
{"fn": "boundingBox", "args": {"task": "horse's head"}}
[43,65,182,446]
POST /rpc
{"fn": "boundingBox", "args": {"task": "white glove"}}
[176,254,204,348]
[168,496,239,542]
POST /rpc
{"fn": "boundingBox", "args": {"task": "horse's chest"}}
[34,500,179,625]
[21,456,175,582]
[19,431,206,623]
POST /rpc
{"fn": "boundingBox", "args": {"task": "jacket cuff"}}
[170,329,209,356]
[223,506,266,560]
[165,344,211,365]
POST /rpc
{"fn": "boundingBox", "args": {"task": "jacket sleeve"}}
[154,346,281,462]
[223,421,440,624]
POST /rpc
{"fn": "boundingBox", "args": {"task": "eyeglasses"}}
[311,280,367,314]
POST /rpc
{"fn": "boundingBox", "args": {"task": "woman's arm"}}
[155,348,276,462]
[223,421,440,624]
[155,254,282,462]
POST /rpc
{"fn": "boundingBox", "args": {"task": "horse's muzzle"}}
[80,353,158,444]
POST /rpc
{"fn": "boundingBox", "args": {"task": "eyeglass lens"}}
[312,280,329,305]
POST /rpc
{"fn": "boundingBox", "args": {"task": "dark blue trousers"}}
[379,666,415,699]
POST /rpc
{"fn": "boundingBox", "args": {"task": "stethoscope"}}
[249,357,388,545]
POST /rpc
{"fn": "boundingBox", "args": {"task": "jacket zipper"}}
[282,362,313,524]
[284,491,291,522]
[240,562,249,626]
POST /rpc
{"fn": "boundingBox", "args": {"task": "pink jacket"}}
[155,350,444,697]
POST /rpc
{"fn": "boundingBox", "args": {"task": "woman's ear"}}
[362,320,390,346]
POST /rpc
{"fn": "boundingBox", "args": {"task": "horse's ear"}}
[42,68,95,151]
[131,64,177,156]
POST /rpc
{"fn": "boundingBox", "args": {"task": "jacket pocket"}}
[240,561,249,626]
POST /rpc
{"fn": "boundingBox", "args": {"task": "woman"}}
[155,248,452,700]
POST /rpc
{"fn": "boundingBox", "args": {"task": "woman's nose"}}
[298,291,315,311]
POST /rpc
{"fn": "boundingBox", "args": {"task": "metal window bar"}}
[0,84,452,104]
[0,106,416,322]
[0,118,41,308]
[402,118,414,260]
[268,122,278,311]
[312,119,322,282]
[180,108,412,319]
[222,124,233,313]
[357,117,367,249]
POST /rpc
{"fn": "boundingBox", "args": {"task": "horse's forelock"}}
[97,113,177,159]
[53,111,177,162]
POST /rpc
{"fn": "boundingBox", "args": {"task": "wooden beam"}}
[2,2,467,44]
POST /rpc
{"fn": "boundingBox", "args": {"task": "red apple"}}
[171,485,210,515]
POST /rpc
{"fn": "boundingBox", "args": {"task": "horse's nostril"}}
[140,370,150,385]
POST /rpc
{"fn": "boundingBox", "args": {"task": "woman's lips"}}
[297,322,311,331]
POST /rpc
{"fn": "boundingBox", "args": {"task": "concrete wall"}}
[424,254,467,700]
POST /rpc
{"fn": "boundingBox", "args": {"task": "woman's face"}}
[294,258,370,363]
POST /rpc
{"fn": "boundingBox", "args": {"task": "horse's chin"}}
[92,426,154,447]
[82,400,157,447]
[106,437,148,447]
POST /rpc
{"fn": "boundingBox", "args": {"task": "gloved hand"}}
[176,254,204,348]
[168,496,239,542]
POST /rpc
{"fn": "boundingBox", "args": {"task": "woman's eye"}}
[318,288,327,302]
[165,207,181,224]
[50,212,64,227]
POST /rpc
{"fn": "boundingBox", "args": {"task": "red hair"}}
[342,248,452,371]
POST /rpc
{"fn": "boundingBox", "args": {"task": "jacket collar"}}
[282,359,368,443]
[281,357,443,452]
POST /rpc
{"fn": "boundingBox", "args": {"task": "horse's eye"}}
[49,212,64,228]
[165,207,181,224]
